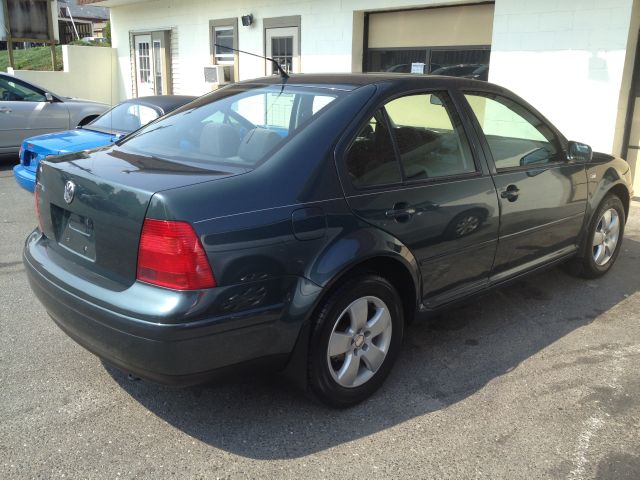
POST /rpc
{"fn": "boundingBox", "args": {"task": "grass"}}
[0,42,111,72]
[0,45,64,72]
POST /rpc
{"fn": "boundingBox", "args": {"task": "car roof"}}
[119,95,197,113]
[236,73,503,92]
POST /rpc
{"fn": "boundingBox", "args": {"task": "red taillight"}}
[34,182,44,232]
[137,219,216,290]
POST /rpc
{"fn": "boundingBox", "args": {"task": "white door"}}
[265,27,300,75]
[134,35,155,97]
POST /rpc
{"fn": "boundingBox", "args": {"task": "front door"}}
[0,76,68,152]
[265,27,300,75]
[462,92,588,281]
[341,91,500,306]
[134,35,155,97]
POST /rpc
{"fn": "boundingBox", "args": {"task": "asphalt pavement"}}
[1,158,639,479]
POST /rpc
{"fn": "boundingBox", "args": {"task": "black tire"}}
[565,194,625,279]
[308,274,404,408]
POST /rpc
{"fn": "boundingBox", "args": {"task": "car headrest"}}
[238,128,282,163]
[199,122,241,157]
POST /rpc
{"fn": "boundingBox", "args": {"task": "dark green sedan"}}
[24,74,633,407]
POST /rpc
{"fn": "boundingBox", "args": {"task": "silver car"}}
[0,73,109,155]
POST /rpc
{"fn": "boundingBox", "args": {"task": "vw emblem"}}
[63,181,76,204]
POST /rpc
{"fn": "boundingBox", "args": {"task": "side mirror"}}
[44,92,54,102]
[567,141,592,162]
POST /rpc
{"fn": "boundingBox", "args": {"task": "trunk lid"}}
[37,146,246,288]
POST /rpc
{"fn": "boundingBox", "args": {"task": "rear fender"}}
[282,226,421,390]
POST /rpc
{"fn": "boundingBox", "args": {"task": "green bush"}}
[69,39,111,47]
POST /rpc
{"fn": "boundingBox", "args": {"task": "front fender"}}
[578,155,632,252]
[586,156,632,219]
[68,104,109,127]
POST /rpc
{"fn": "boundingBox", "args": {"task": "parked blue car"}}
[13,95,195,192]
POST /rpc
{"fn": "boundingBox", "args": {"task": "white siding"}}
[109,0,474,100]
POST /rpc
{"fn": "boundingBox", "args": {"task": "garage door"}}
[365,3,494,79]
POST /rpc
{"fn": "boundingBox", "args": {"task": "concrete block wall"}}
[488,0,637,154]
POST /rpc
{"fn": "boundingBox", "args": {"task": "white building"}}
[80,0,640,189]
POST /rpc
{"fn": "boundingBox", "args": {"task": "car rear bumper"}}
[13,165,36,193]
[23,231,306,385]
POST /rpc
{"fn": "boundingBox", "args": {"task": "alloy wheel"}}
[592,208,620,266]
[326,296,393,388]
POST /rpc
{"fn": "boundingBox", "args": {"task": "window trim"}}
[460,90,568,174]
[213,26,235,64]
[263,16,301,76]
[209,18,238,82]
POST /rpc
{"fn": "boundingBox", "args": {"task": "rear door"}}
[339,90,500,307]
[461,91,588,281]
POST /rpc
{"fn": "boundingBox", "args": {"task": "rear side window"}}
[464,93,562,170]
[120,85,340,167]
[384,92,475,180]
[89,103,160,133]
[345,110,401,188]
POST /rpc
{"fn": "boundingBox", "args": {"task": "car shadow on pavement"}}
[106,237,640,460]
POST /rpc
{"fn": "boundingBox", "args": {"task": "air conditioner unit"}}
[203,65,233,85]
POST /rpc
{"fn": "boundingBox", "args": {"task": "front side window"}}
[120,85,340,168]
[0,77,46,102]
[464,93,562,170]
[384,92,475,180]
[88,103,160,133]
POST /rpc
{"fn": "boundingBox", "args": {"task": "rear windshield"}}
[87,103,160,133]
[118,85,342,168]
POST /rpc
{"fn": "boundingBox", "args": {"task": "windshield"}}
[118,85,341,168]
[87,103,160,134]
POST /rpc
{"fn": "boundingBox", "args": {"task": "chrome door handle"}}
[500,184,520,202]
[0,107,12,114]
[386,208,416,216]
[385,204,416,222]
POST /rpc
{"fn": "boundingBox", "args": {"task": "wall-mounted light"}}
[241,14,253,27]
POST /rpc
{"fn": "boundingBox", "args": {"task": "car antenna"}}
[213,44,289,80]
